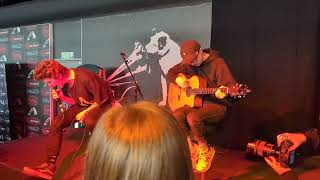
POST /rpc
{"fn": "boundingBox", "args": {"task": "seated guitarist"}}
[167,39,236,172]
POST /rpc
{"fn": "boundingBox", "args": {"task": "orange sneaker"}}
[195,144,215,172]
[23,162,56,179]
[187,137,199,170]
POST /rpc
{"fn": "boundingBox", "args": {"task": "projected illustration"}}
[107,30,181,106]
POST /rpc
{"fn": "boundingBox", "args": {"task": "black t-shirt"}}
[67,68,113,107]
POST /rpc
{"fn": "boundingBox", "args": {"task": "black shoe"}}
[23,162,56,179]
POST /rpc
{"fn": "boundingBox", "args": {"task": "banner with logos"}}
[0,24,52,142]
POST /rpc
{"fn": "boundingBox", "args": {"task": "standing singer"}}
[23,60,114,179]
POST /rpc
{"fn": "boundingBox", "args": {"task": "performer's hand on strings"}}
[215,86,228,99]
[175,76,188,88]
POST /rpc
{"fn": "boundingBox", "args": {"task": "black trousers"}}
[47,103,110,161]
[172,103,226,143]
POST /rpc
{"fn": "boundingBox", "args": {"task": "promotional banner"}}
[0,24,52,142]
[0,28,11,142]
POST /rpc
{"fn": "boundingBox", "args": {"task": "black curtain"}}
[211,0,320,149]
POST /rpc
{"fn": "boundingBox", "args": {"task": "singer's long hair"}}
[34,59,68,80]
[85,101,193,180]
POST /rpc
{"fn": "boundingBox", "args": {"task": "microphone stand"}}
[120,52,144,101]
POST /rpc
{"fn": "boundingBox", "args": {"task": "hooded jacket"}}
[167,48,236,106]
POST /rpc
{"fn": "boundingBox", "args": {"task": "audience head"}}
[85,101,193,180]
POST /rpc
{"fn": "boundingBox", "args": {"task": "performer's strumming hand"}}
[175,76,188,88]
[76,110,88,122]
[75,102,98,122]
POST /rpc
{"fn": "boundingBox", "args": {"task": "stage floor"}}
[0,128,319,180]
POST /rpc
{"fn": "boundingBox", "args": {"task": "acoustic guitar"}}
[168,73,250,111]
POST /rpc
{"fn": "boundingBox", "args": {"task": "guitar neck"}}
[191,87,227,95]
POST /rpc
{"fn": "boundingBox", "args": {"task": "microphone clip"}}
[120,52,127,62]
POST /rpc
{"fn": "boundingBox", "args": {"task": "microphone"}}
[53,86,65,113]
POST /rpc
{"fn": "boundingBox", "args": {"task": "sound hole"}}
[186,87,192,97]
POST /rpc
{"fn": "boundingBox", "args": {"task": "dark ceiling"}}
[0,0,208,28]
[0,0,31,7]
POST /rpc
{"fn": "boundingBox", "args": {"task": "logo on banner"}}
[4,116,9,122]
[0,116,10,124]
[0,134,11,141]
[27,70,34,79]
[0,126,10,133]
[0,109,9,115]
[11,62,22,72]
[41,25,49,38]
[43,104,50,116]
[43,117,50,126]
[0,30,8,35]
[27,31,37,41]
[26,51,39,56]
[12,97,22,106]
[11,27,21,35]
[0,64,4,71]
[0,81,6,89]
[0,99,7,105]
[25,42,40,49]
[27,88,40,95]
[40,50,50,57]
[11,43,23,49]
[40,88,50,96]
[26,117,41,126]
[13,108,25,116]
[26,80,39,87]
[41,97,50,103]
[10,36,23,43]
[28,107,38,116]
[27,96,39,106]
[43,39,49,48]
[0,37,8,43]
[11,51,23,62]
[13,71,26,79]
[26,58,38,68]
[27,126,41,132]
[42,83,47,88]
[0,45,8,54]
[25,25,37,31]
[0,55,7,62]
[0,81,6,88]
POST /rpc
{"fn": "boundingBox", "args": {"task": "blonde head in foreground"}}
[85,101,193,180]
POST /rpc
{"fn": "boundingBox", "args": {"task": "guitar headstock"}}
[227,83,251,98]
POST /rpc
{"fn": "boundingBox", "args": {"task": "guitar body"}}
[168,73,206,111]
